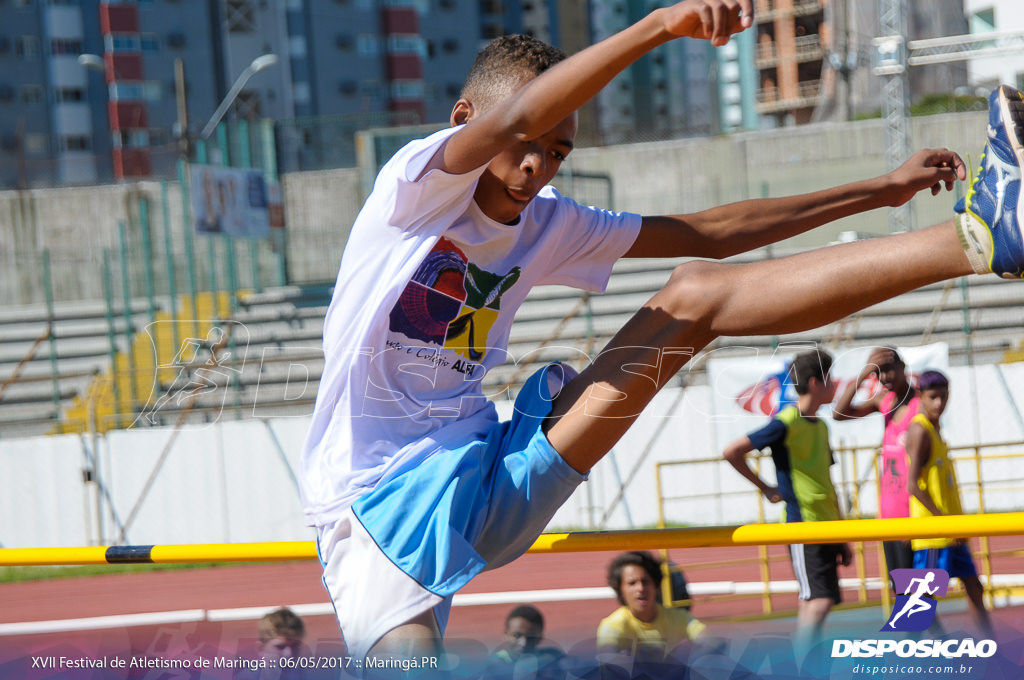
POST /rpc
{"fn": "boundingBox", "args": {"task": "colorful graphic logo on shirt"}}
[882,568,949,632]
[388,238,520,362]
[881,456,906,492]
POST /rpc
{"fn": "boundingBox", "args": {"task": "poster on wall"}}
[189,164,282,239]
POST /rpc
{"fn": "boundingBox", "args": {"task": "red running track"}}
[1,538,1023,669]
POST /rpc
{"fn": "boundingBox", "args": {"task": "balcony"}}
[755,78,822,113]
[793,0,823,17]
[755,41,778,67]
[755,35,821,68]
[755,0,822,23]
[754,0,777,23]
[794,34,824,61]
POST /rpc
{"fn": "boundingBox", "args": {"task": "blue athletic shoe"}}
[955,85,1024,279]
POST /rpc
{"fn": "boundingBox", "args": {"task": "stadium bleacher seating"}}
[2,251,1024,439]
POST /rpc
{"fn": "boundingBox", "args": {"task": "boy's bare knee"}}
[658,260,726,323]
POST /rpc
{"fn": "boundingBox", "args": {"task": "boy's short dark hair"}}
[788,348,834,395]
[916,370,949,392]
[461,35,567,111]
[607,550,662,606]
[506,604,544,631]
[258,607,305,644]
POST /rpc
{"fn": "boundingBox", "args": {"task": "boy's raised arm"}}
[833,349,890,420]
[430,0,753,177]
[627,148,966,259]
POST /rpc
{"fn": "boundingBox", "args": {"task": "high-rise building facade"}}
[0,0,488,188]
[588,0,729,145]
[0,0,766,189]
[964,0,1024,91]
[755,0,969,127]
[753,0,827,126]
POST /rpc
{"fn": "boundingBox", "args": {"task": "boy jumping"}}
[299,0,1024,661]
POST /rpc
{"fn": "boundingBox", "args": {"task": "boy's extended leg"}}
[544,221,971,472]
[367,610,442,668]
[547,84,1024,474]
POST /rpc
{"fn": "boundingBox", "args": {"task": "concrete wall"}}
[564,111,987,246]
[0,168,361,305]
[0,111,987,305]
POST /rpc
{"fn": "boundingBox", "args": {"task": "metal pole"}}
[846,447,868,604]
[216,122,242,417]
[970,445,994,608]
[958,271,991,606]
[161,181,179,359]
[102,250,122,428]
[199,55,279,141]
[174,58,190,160]
[875,0,913,233]
[139,196,157,326]
[208,236,220,316]
[216,122,229,166]
[262,420,301,494]
[81,429,105,545]
[238,119,263,293]
[874,450,892,615]
[194,139,220,317]
[81,428,96,544]
[237,119,251,167]
[217,122,239,317]
[178,159,200,338]
[753,456,772,615]
[118,222,139,412]
[225,234,239,316]
[41,250,62,426]
[260,119,287,286]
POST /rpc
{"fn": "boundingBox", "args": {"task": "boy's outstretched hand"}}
[663,0,754,47]
[885,148,968,207]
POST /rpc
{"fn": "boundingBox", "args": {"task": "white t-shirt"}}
[299,126,642,525]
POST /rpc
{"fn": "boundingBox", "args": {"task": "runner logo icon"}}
[883,568,950,632]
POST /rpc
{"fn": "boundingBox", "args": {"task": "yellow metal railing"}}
[655,441,1024,617]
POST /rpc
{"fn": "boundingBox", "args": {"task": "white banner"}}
[706,342,950,448]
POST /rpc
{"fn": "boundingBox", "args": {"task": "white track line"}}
[0,575,1019,636]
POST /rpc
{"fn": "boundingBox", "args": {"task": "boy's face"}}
[474,114,577,224]
[878,360,908,393]
[260,636,303,660]
[504,616,542,657]
[619,564,658,623]
[919,386,949,422]
[808,373,836,405]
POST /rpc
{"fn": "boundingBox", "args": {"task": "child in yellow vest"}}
[906,370,993,636]
[597,551,706,664]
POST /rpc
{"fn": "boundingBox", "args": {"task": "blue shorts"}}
[913,543,978,580]
[349,362,585,632]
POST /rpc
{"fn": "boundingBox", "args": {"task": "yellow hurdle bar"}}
[1,513,1022,566]
[0,541,317,566]
[530,512,1024,553]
